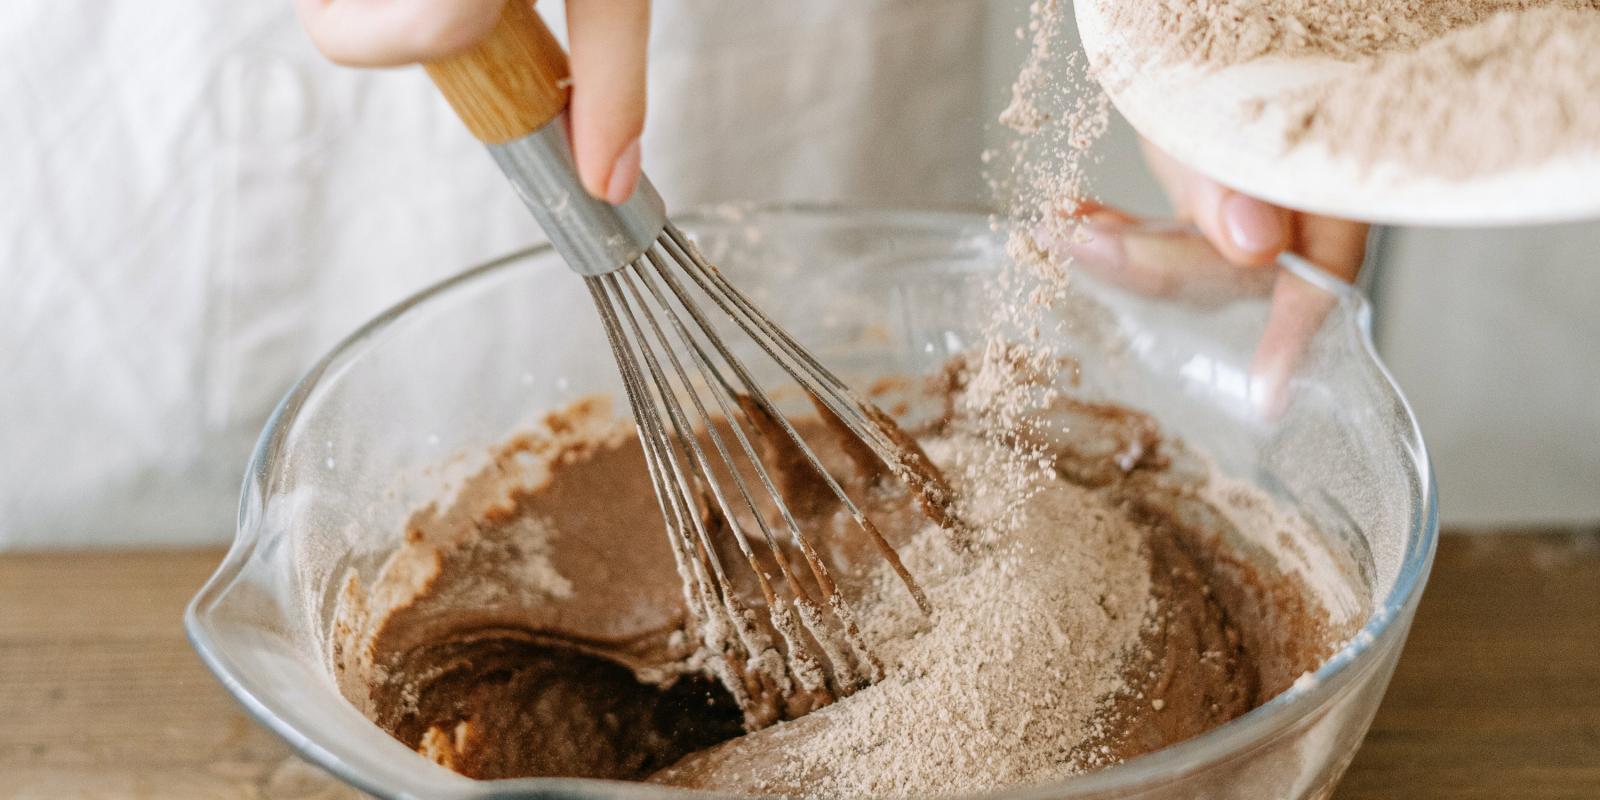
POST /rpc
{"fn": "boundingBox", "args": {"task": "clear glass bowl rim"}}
[186,202,1440,799]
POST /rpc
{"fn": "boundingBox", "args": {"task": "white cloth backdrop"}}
[1,1,1594,548]
[0,0,987,547]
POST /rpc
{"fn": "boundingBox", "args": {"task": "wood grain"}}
[424,0,570,144]
[1334,528,1600,799]
[0,551,358,799]
[1,531,1595,799]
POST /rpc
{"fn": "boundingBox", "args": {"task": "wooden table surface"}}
[3,529,1597,799]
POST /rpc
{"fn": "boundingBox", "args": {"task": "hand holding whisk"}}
[419,2,962,726]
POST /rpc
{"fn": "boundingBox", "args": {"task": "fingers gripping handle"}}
[424,1,570,143]
[423,0,665,276]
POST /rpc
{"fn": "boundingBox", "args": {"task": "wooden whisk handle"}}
[423,1,570,144]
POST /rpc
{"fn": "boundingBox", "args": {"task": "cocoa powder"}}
[1100,0,1600,176]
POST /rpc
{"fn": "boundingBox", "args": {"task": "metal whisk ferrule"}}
[487,112,667,277]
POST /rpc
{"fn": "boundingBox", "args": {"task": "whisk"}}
[423,2,957,724]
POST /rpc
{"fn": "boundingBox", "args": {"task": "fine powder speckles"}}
[972,0,1111,524]
[653,430,1156,797]
[1105,0,1518,66]
[673,5,1155,794]
[1280,5,1600,178]
[1100,0,1600,177]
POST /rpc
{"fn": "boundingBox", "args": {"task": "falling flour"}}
[977,0,1110,506]
[331,2,1361,796]
[657,430,1156,797]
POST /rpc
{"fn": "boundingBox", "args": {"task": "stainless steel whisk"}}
[423,2,955,723]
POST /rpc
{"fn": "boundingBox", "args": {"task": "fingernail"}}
[1222,194,1282,255]
[604,138,642,205]
[1248,365,1292,422]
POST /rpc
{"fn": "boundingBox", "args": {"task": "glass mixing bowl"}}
[187,205,1437,800]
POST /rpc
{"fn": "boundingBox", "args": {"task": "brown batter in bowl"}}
[188,207,1434,800]
[331,363,1358,797]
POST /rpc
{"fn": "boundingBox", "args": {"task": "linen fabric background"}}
[1,0,1594,547]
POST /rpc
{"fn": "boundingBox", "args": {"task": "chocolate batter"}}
[329,378,1357,794]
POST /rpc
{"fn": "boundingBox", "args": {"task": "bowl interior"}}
[187,206,1434,799]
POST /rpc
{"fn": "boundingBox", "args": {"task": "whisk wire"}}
[660,227,910,470]
[611,264,844,681]
[586,280,726,614]
[623,257,880,687]
[601,273,777,606]
[630,256,836,593]
[594,272,820,716]
[610,268,868,694]
[657,228,932,613]
[577,227,952,713]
